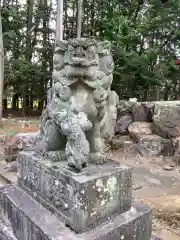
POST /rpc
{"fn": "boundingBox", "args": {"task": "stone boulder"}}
[110,135,138,154]
[115,114,133,135]
[143,102,155,122]
[137,134,174,157]
[16,132,38,151]
[110,135,133,150]
[116,99,137,135]
[128,122,152,142]
[132,103,148,122]
[153,101,180,138]
[132,102,154,122]
[172,136,180,162]
[1,132,38,162]
[117,100,136,115]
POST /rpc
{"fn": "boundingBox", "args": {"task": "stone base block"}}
[0,185,152,240]
[17,151,132,233]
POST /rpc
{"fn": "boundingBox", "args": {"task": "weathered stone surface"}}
[115,99,136,136]
[172,136,180,162]
[137,134,174,157]
[0,218,18,240]
[0,134,21,161]
[131,102,154,122]
[132,103,149,122]
[128,122,152,142]
[15,132,38,151]
[18,151,132,233]
[35,39,118,171]
[0,185,152,240]
[101,91,119,140]
[143,102,155,122]
[110,135,133,150]
[0,132,38,162]
[115,114,133,135]
[153,101,180,138]
[117,100,136,115]
[6,161,18,173]
[151,237,163,240]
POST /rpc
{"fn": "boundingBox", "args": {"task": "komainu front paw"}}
[89,152,107,165]
[68,155,88,172]
[47,151,66,162]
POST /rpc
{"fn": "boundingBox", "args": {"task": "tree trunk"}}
[38,100,43,111]
[90,0,95,36]
[23,0,33,117]
[12,94,18,110]
[40,0,48,111]
[16,96,19,109]
[0,8,4,126]
[3,98,7,110]
[29,92,33,109]
[143,89,148,101]
[164,84,170,101]
[156,89,160,101]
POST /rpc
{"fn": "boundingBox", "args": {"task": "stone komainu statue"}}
[34,38,119,170]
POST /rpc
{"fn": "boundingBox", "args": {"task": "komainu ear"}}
[98,41,111,54]
[55,40,68,53]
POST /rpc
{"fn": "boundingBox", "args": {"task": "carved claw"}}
[47,151,66,162]
[93,88,107,104]
[89,152,107,165]
[68,156,80,170]
[68,155,88,172]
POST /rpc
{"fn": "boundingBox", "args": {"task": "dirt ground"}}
[0,117,39,135]
[108,150,180,239]
[0,117,180,239]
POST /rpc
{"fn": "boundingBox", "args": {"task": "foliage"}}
[1,0,180,115]
[101,0,180,99]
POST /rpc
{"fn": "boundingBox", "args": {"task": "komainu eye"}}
[88,46,95,52]
[68,45,74,51]
[54,59,60,64]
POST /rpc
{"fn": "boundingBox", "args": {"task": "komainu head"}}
[65,38,99,67]
[53,38,114,79]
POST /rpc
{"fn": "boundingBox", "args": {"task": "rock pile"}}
[2,101,180,162]
[114,100,180,159]
[0,132,38,162]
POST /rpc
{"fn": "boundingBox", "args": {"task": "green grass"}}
[0,127,18,136]
[3,129,19,135]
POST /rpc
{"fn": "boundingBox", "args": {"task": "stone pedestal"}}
[0,151,152,240]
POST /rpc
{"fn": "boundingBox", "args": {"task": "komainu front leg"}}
[87,88,107,165]
[61,112,90,171]
[34,119,66,161]
[87,121,107,165]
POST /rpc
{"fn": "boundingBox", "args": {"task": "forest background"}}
[1,0,180,116]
